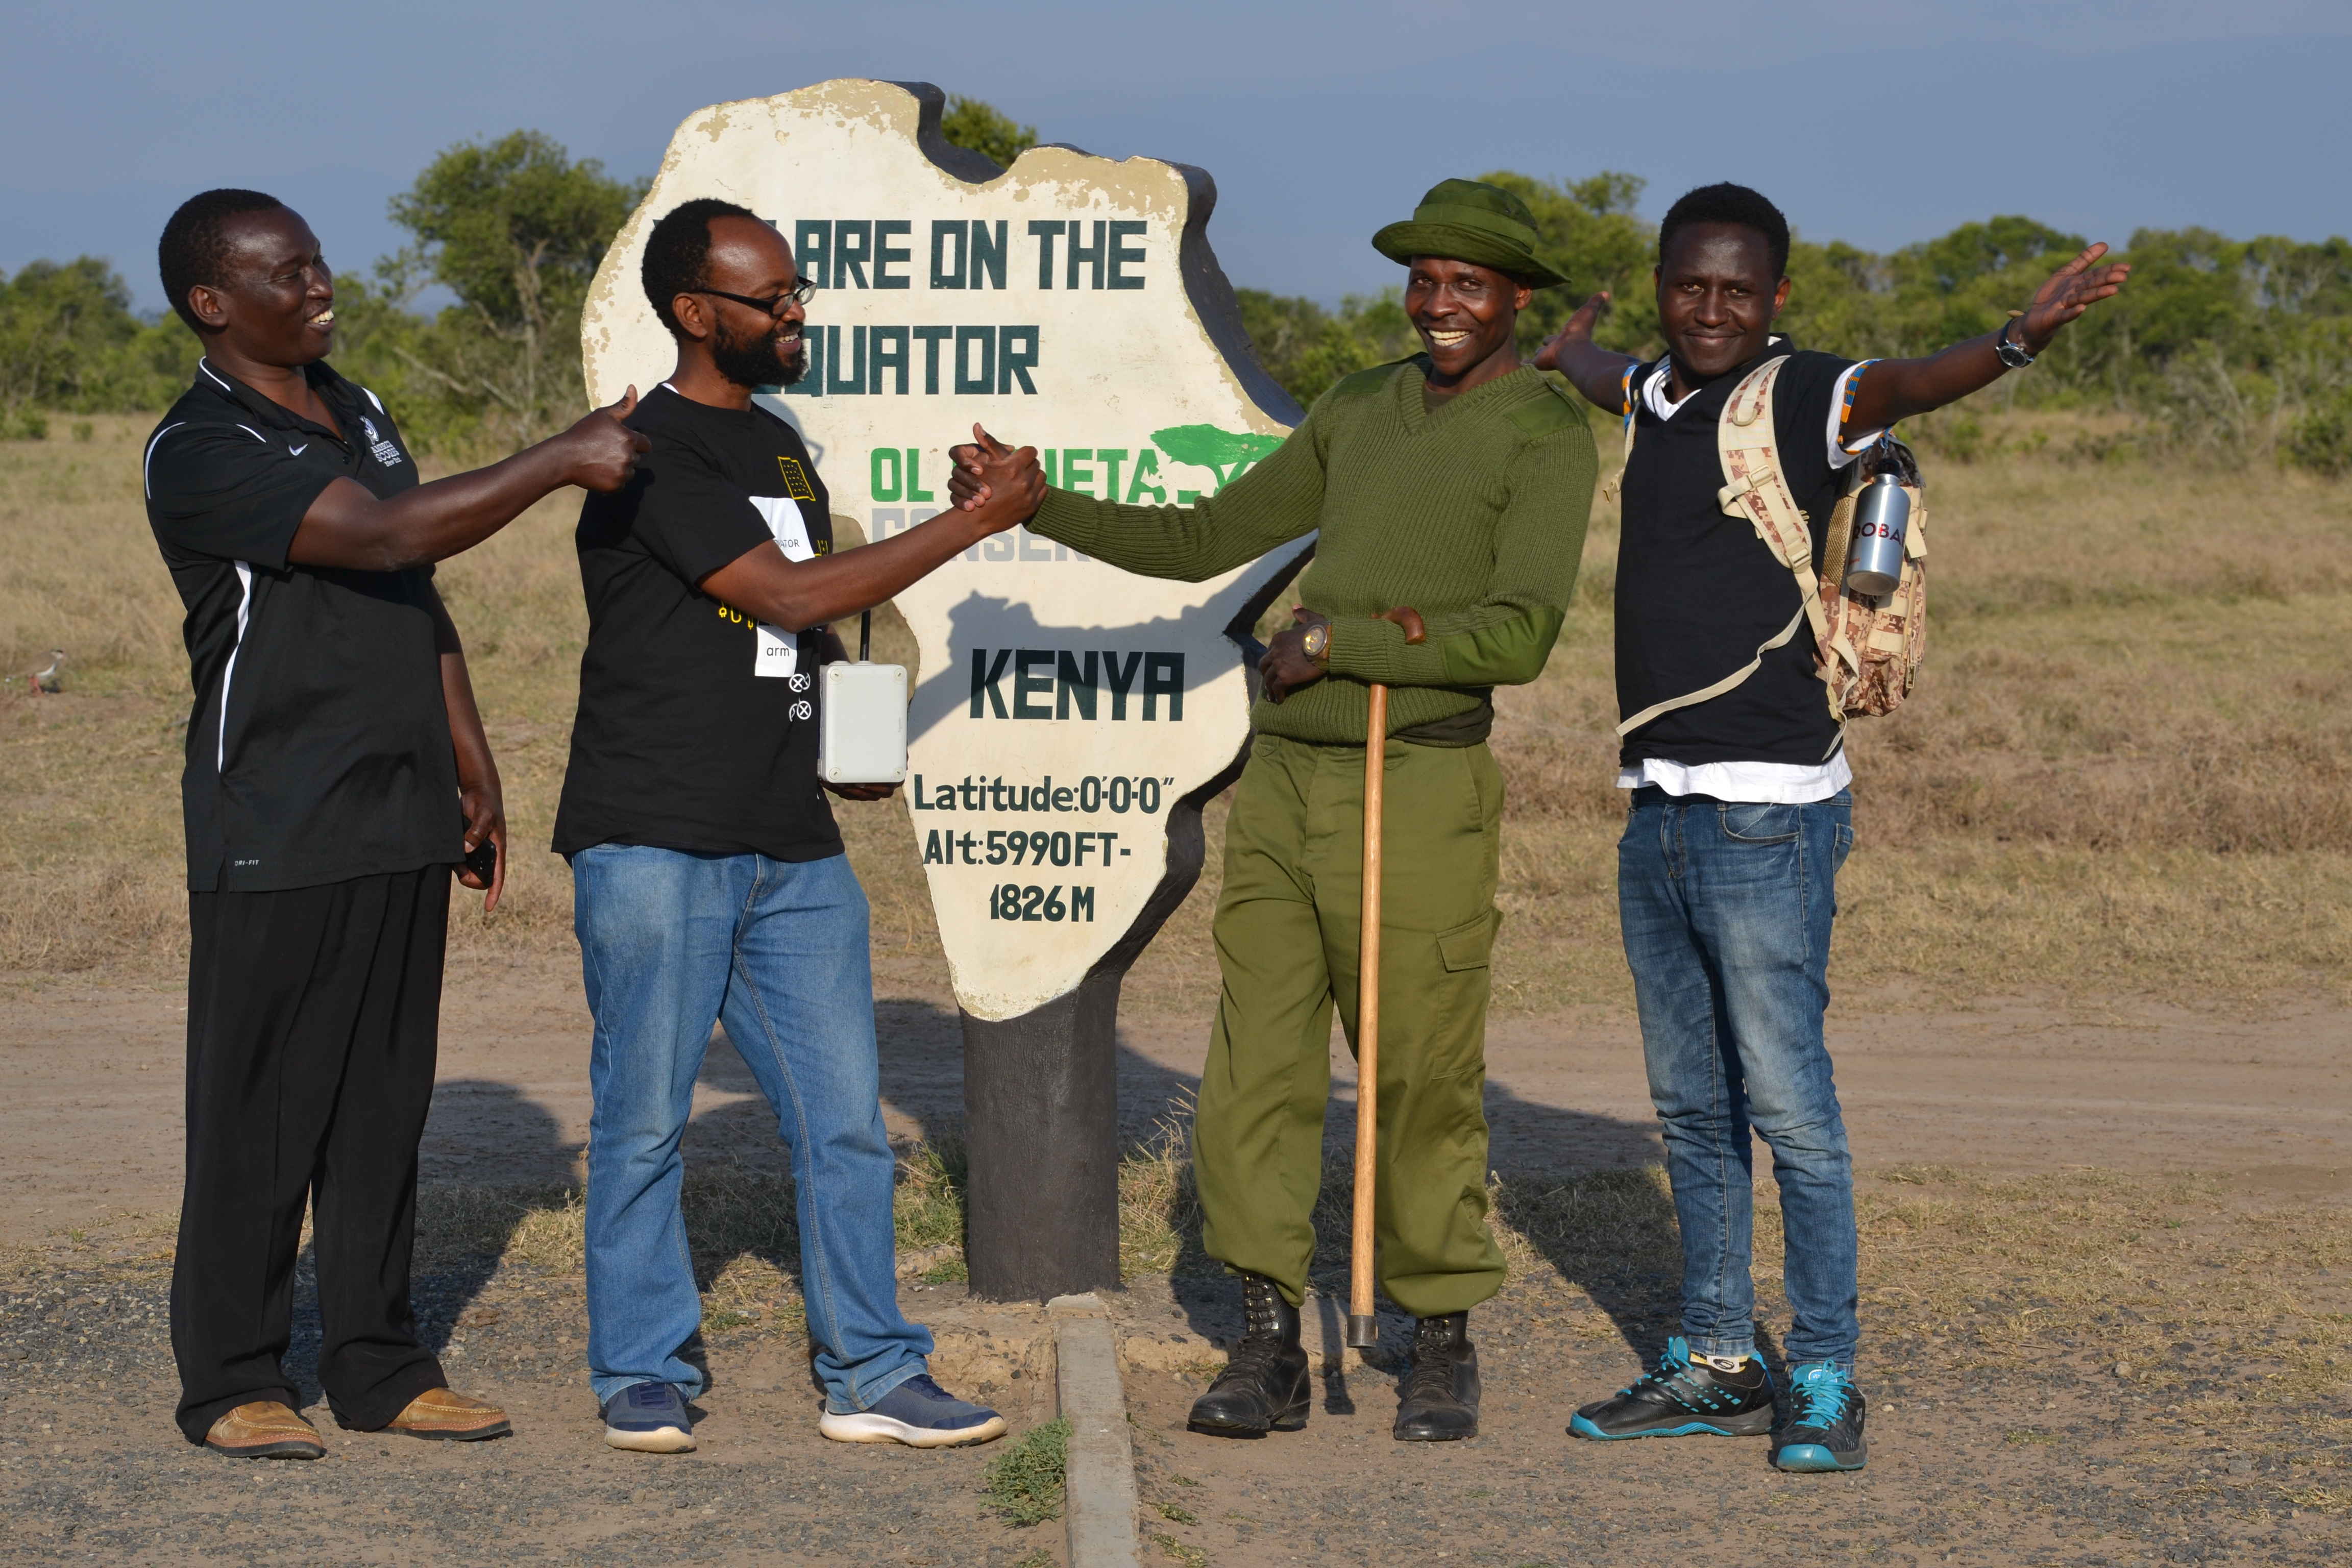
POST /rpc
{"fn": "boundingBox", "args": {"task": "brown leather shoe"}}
[204,1401,326,1460]
[385,1387,512,1441]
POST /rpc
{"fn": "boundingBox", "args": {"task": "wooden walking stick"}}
[1347,607,1423,1351]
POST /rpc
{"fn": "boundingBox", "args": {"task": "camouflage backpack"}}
[1611,355,1928,723]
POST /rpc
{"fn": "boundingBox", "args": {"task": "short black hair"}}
[158,188,287,332]
[1659,183,1790,280]
[642,198,762,335]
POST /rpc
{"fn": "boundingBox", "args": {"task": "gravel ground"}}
[0,1257,1068,1566]
[1115,1270,2350,1568]
[5,1216,2346,1566]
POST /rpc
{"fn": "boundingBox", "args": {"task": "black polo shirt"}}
[143,358,461,893]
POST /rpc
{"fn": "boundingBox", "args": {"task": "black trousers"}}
[172,867,451,1442]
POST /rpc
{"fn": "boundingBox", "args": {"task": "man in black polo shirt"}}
[144,188,646,1459]
[1542,184,2125,1474]
[554,200,1041,1454]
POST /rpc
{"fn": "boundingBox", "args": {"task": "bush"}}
[1925,412,1990,463]
[2284,388,2352,475]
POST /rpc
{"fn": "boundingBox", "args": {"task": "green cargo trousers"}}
[1193,731,1507,1318]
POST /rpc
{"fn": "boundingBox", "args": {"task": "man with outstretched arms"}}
[143,189,648,1458]
[1539,183,2126,1473]
[952,181,1598,1443]
[554,200,1042,1454]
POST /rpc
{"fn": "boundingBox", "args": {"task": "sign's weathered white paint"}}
[582,79,1306,1020]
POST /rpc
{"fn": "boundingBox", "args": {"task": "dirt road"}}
[6,955,2344,1245]
[4,959,2346,1565]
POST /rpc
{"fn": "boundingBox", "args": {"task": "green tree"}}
[362,130,646,451]
[938,95,1037,170]
[1478,169,1659,356]
[1234,170,1657,407]
[0,259,185,422]
[1235,287,1416,408]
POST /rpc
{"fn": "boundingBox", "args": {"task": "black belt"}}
[1630,785,1733,806]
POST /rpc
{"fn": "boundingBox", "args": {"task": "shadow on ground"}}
[850,994,1685,1375]
[365,994,1690,1409]
[283,1082,571,1406]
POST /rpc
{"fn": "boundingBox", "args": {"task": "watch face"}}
[1304,625,1328,657]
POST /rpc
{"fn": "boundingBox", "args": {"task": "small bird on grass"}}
[24,649,65,695]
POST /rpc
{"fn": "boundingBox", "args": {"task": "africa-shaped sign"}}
[582,78,1308,1020]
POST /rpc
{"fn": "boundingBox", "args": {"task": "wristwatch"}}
[1995,316,2037,369]
[1300,621,1330,665]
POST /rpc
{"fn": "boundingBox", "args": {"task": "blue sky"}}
[6,1,2346,313]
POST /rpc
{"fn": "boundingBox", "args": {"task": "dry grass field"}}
[5,410,2347,1010]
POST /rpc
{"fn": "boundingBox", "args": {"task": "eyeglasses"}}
[693,279,818,316]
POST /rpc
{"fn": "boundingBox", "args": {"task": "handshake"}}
[944,424,1044,524]
[941,425,1387,707]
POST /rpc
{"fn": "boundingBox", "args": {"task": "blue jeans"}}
[571,845,931,1413]
[1618,788,1858,1371]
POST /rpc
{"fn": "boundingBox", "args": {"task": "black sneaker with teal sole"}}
[1773,1362,1867,1472]
[1568,1336,1775,1440]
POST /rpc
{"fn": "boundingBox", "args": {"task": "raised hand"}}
[947,424,1043,528]
[2018,244,2130,353]
[559,386,651,492]
[1535,291,1610,372]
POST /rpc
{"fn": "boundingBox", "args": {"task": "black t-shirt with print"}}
[553,386,843,863]
[1614,341,1861,768]
[143,358,457,892]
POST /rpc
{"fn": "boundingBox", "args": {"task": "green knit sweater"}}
[1027,358,1598,744]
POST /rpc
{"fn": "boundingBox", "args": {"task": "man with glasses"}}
[555,199,1043,1453]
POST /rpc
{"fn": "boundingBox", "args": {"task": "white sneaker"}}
[817,1374,1007,1448]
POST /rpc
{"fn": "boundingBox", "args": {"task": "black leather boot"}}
[1186,1273,1310,1437]
[1393,1312,1480,1441]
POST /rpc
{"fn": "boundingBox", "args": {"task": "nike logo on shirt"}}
[289,443,308,456]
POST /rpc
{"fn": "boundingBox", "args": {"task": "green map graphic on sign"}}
[1150,425,1286,489]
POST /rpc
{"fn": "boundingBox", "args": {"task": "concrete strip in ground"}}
[1049,1292,1142,1568]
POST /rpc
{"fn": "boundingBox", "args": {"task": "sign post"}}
[582,79,1308,1300]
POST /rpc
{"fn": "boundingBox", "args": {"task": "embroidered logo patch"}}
[776,456,816,500]
[360,415,405,468]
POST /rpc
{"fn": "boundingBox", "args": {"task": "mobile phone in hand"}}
[461,838,497,885]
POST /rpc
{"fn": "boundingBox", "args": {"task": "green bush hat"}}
[1371,179,1566,289]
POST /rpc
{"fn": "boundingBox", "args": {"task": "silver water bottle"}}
[1843,463,1911,598]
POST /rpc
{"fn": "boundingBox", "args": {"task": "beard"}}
[710,316,807,390]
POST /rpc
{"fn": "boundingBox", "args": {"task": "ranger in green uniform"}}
[950,181,1598,1442]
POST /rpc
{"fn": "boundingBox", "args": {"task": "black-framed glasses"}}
[694,279,817,316]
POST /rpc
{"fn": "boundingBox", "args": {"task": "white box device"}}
[818,659,910,785]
